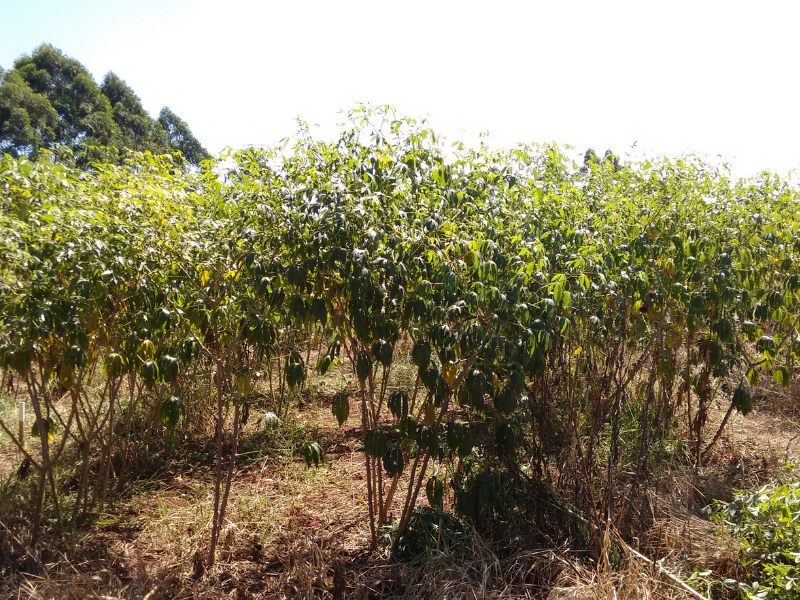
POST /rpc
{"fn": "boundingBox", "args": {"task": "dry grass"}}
[547,557,686,600]
[634,376,800,593]
[0,383,25,480]
[2,364,799,599]
[701,378,800,484]
[1,393,586,599]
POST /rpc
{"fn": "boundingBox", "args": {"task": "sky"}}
[2,0,799,178]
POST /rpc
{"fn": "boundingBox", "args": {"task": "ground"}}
[1,373,799,599]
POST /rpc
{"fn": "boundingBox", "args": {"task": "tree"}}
[604,149,620,171]
[0,71,59,157]
[101,72,167,153]
[12,44,116,149]
[157,107,211,165]
[0,45,211,166]
[581,147,622,172]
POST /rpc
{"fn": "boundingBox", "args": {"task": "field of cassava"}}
[1,107,800,599]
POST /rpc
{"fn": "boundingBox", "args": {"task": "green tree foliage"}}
[603,148,620,171]
[157,106,211,165]
[583,147,621,172]
[0,70,58,157]
[0,44,209,165]
[11,44,115,149]
[101,72,168,153]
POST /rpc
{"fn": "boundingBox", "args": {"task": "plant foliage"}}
[0,104,798,560]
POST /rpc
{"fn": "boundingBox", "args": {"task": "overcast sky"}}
[3,0,799,177]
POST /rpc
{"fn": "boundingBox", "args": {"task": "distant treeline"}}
[0,44,210,166]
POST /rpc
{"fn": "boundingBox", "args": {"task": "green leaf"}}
[458,427,475,458]
[364,429,387,457]
[140,360,160,387]
[733,386,752,416]
[316,354,333,374]
[303,440,324,468]
[426,476,444,510]
[388,390,409,419]
[398,415,418,441]
[31,417,57,441]
[159,396,184,429]
[774,367,791,390]
[356,351,372,382]
[331,392,350,427]
[411,340,432,369]
[383,445,404,476]
[103,353,127,379]
[757,336,778,358]
[494,386,518,415]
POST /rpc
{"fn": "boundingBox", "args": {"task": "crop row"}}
[1,108,798,561]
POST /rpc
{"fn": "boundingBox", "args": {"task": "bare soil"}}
[1,377,799,599]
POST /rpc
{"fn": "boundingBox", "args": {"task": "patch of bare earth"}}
[4,377,800,599]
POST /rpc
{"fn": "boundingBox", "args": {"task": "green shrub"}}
[708,471,800,599]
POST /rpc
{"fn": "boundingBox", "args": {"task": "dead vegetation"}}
[1,376,799,599]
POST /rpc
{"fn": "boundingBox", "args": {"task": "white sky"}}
[2,0,800,178]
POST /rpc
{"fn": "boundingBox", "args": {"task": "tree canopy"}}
[157,106,211,166]
[0,44,210,165]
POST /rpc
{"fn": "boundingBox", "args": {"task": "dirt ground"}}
[1,376,799,599]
